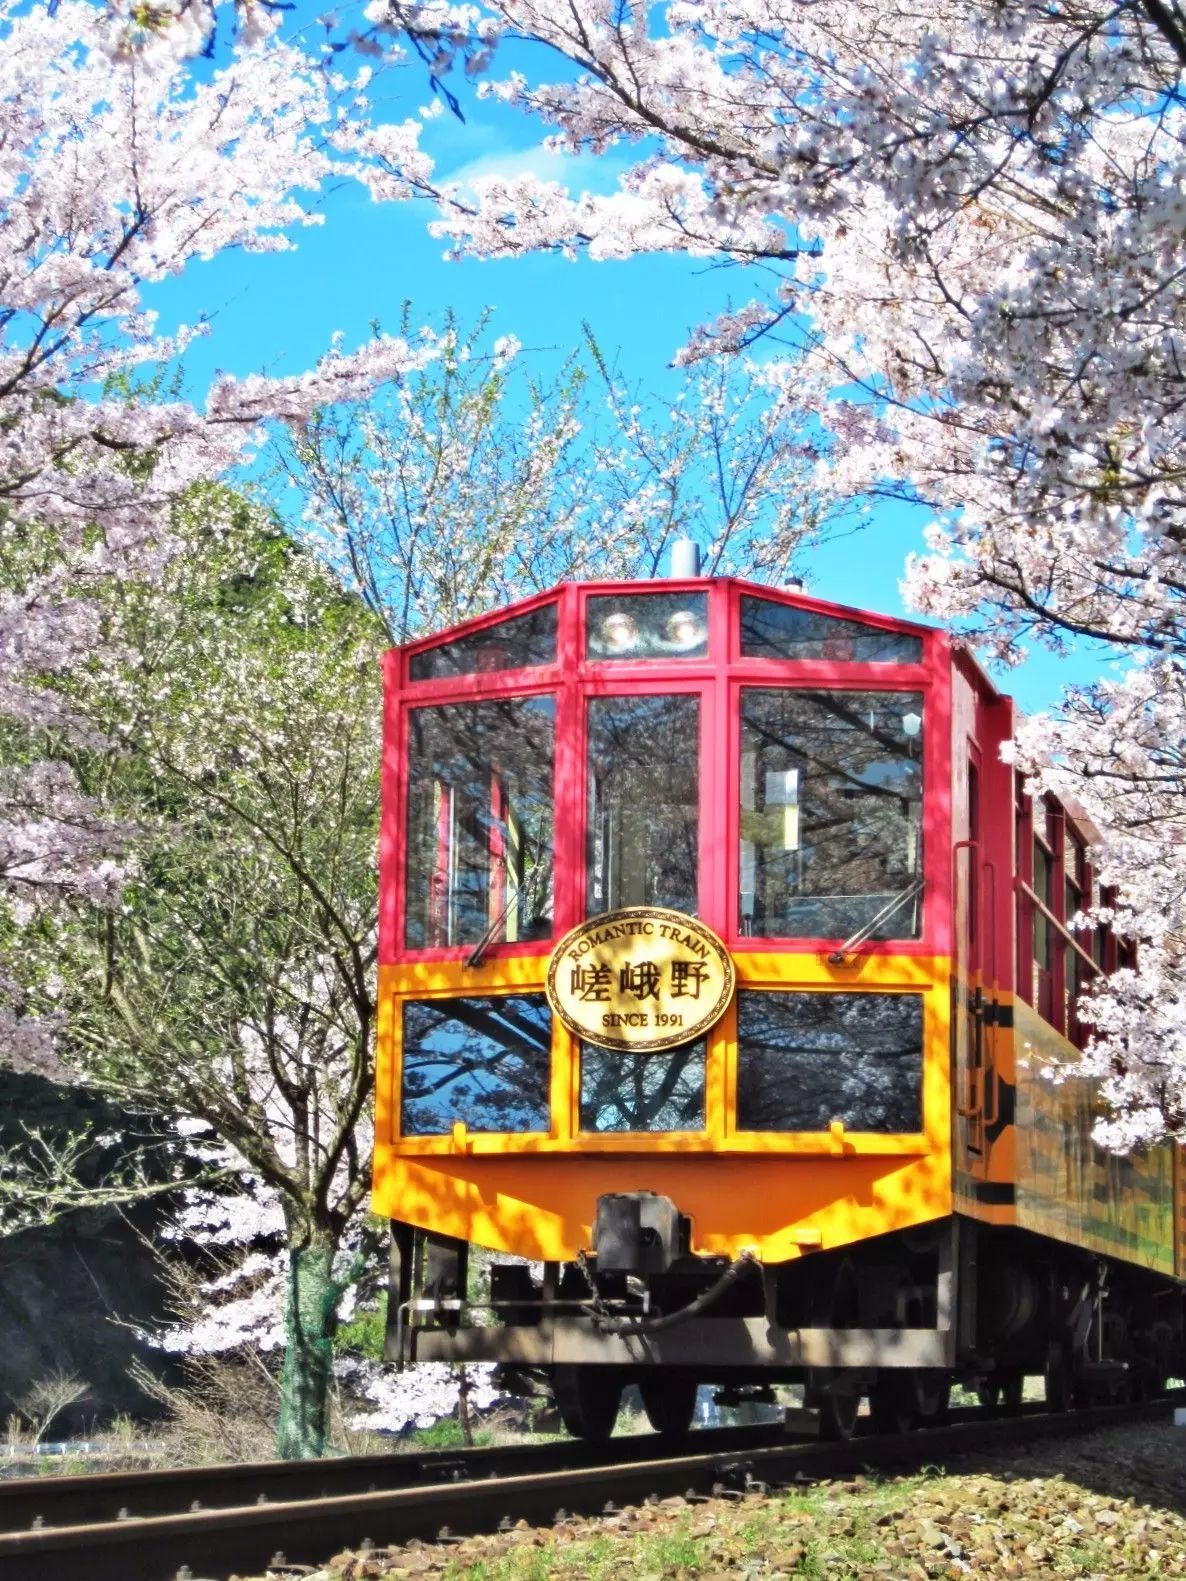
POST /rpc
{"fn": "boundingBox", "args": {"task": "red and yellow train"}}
[372,571,1186,1438]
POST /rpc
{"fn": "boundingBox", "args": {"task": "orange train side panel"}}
[1009,1000,1177,1276]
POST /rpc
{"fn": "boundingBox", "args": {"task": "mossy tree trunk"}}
[457,1364,474,1447]
[277,1228,341,1460]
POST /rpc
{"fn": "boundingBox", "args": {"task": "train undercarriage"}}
[387,1201,1186,1441]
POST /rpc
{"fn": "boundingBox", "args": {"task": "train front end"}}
[373,575,954,1437]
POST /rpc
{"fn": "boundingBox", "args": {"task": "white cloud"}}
[441,141,623,198]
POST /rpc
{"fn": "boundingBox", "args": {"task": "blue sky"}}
[143,10,1113,716]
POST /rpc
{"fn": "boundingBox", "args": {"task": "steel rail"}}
[0,1396,1180,1581]
[0,1419,792,1528]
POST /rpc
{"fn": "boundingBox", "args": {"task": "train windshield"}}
[404,696,555,949]
[579,1039,706,1133]
[739,595,922,664]
[736,990,924,1133]
[586,592,708,659]
[739,689,923,941]
[586,693,700,915]
[400,995,552,1135]
[409,603,557,680]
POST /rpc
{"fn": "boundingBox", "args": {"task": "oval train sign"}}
[546,906,735,1053]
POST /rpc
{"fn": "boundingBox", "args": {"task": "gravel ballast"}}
[233,1422,1186,1581]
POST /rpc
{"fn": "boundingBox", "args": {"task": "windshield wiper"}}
[828,876,925,965]
[466,858,552,969]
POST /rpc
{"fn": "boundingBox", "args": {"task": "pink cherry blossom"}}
[0,0,434,1056]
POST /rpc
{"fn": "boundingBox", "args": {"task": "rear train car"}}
[372,574,1186,1437]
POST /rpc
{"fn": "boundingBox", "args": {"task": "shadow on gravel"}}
[923,1423,1186,1521]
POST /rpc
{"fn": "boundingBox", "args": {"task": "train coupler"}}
[592,1191,687,1274]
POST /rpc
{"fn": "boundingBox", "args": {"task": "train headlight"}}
[599,612,639,653]
[665,609,707,651]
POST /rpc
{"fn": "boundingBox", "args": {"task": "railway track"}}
[0,1397,1179,1581]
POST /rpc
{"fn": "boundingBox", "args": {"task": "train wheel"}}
[870,1372,950,1433]
[553,1365,623,1441]
[816,1381,861,1440]
[868,1376,916,1434]
[639,1373,698,1438]
[976,1372,1024,1414]
[807,1257,862,1441]
[1044,1345,1073,1412]
[1133,1320,1174,1400]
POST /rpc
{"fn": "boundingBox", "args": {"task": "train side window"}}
[1066,834,1085,928]
[739,689,923,941]
[1033,838,1052,972]
[586,593,708,660]
[967,757,980,964]
[404,696,555,950]
[409,603,557,680]
[399,995,552,1135]
[587,694,700,915]
[735,990,924,1133]
[1014,775,1033,1004]
[1065,834,1085,1041]
[579,1038,706,1133]
[1031,815,1056,1024]
[739,595,922,663]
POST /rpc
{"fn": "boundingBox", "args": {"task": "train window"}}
[1065,833,1084,930]
[967,757,980,964]
[1032,834,1054,1026]
[409,603,557,680]
[739,690,923,940]
[1032,840,1052,967]
[578,1039,706,1132]
[739,596,922,664]
[405,696,555,949]
[1065,874,1081,927]
[587,694,700,915]
[399,995,552,1135]
[1068,950,1091,1048]
[735,991,924,1133]
[586,593,708,660]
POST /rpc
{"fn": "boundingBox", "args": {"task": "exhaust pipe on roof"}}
[669,537,701,578]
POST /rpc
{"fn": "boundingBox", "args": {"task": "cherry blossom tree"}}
[276,311,850,644]
[364,0,1186,1146]
[43,486,384,1457]
[0,1121,197,1237]
[0,0,432,1065]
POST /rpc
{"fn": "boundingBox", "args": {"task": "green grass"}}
[334,1302,387,1360]
[405,1416,494,1451]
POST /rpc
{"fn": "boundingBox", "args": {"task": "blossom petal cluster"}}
[0,0,433,1056]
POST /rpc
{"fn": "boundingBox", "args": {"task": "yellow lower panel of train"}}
[370,1153,952,1266]
[372,954,954,1265]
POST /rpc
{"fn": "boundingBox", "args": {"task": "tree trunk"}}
[277,1232,339,1460]
[457,1364,474,1447]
